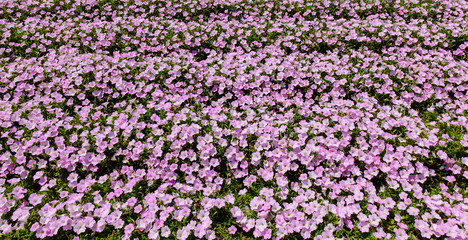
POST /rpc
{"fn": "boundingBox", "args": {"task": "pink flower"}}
[126,197,137,207]
[194,224,206,238]
[407,207,419,216]
[397,222,408,230]
[11,186,26,199]
[437,150,448,159]
[231,206,243,218]
[134,205,142,213]
[373,227,387,239]
[123,224,134,240]
[245,218,255,231]
[419,226,433,239]
[225,194,235,204]
[357,221,370,233]
[394,228,409,240]
[397,202,407,210]
[29,193,44,206]
[250,197,265,211]
[12,206,32,222]
[148,226,160,239]
[161,226,171,238]
[228,225,237,234]
[256,218,268,232]
[445,176,456,182]
[239,189,247,195]
[369,214,380,227]
[73,220,86,234]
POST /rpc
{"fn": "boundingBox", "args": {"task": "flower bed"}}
[0,0,467,239]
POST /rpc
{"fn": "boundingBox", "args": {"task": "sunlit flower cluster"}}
[0,0,467,239]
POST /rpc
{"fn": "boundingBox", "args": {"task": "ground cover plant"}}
[0,0,467,239]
